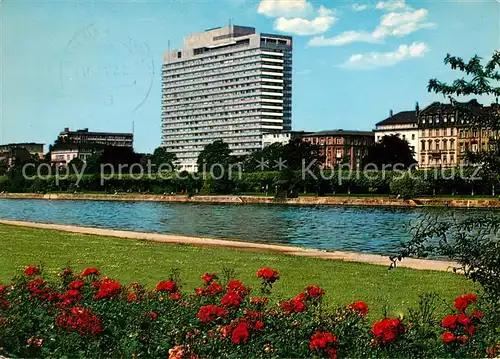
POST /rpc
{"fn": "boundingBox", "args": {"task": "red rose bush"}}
[0,266,496,358]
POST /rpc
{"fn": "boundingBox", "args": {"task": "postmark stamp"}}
[60,23,154,116]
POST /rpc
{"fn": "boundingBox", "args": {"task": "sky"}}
[1,0,499,154]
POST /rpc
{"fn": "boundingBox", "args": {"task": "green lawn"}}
[0,224,474,319]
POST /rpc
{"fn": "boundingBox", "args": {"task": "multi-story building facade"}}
[0,143,44,167]
[374,106,420,161]
[58,128,133,148]
[262,131,309,148]
[50,144,99,166]
[162,25,292,171]
[302,130,374,169]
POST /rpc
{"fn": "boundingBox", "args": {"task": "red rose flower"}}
[457,313,471,326]
[295,292,307,302]
[442,315,458,329]
[256,268,279,283]
[464,293,477,303]
[0,285,6,295]
[309,332,338,359]
[170,292,182,301]
[372,318,405,344]
[281,295,307,314]
[347,301,369,316]
[442,331,456,343]
[80,267,100,277]
[465,324,475,336]
[226,280,249,296]
[202,272,218,284]
[305,285,324,299]
[309,332,338,350]
[454,293,477,312]
[55,307,102,336]
[471,309,484,319]
[457,335,469,343]
[254,320,264,331]
[454,296,468,312]
[128,293,139,302]
[197,305,228,323]
[221,290,242,307]
[155,280,178,293]
[59,289,82,306]
[231,321,249,344]
[149,312,158,320]
[250,297,269,305]
[196,281,223,297]
[94,278,121,300]
[61,268,73,277]
[68,280,85,291]
[24,265,40,277]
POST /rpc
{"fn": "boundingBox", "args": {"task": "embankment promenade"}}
[0,192,499,208]
[0,219,458,272]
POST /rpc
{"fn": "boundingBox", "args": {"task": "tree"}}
[197,140,233,173]
[68,157,85,174]
[362,135,417,170]
[151,147,178,172]
[0,159,8,176]
[243,143,285,172]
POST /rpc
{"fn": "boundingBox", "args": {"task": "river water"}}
[0,199,491,256]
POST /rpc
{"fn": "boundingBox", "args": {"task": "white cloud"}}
[352,3,368,11]
[257,0,313,17]
[341,42,429,69]
[375,0,409,11]
[308,8,435,46]
[308,31,380,46]
[274,6,337,35]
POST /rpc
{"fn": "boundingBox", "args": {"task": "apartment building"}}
[374,105,420,161]
[418,102,459,168]
[162,25,292,171]
[58,128,133,148]
[50,144,99,166]
[302,130,374,169]
[262,131,309,148]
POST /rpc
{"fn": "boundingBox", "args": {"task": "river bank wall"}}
[0,193,499,208]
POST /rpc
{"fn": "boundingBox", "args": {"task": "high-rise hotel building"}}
[162,26,292,171]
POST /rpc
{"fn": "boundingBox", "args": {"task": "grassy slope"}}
[0,224,473,318]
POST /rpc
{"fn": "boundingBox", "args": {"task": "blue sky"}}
[1,0,498,153]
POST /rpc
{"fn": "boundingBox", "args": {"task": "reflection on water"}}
[0,199,492,255]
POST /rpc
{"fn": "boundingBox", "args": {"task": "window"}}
[412,134,415,140]
[421,141,425,151]
[402,134,406,140]
[336,149,342,158]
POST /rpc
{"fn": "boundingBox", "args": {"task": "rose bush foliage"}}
[0,265,498,358]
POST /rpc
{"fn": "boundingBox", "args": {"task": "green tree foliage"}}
[362,134,417,170]
[244,139,324,173]
[197,140,233,173]
[150,147,179,172]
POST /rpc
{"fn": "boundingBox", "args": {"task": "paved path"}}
[0,219,459,272]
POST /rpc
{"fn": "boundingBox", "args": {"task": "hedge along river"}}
[0,199,493,256]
